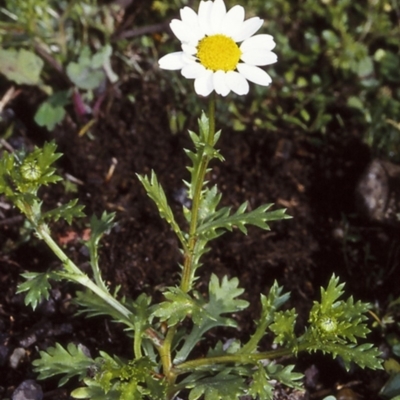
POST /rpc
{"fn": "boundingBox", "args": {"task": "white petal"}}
[194,69,214,96]
[213,70,230,96]
[231,17,263,42]
[237,63,272,86]
[198,1,213,36]
[240,34,276,52]
[180,6,198,25]
[241,50,277,66]
[220,5,245,37]
[170,19,201,43]
[182,63,207,79]
[226,71,249,95]
[210,0,227,34]
[159,52,185,70]
[182,52,197,64]
[170,19,188,42]
[180,7,204,41]
[182,43,198,55]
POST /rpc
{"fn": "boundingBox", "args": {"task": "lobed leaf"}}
[240,281,291,354]
[307,342,383,371]
[74,290,136,330]
[0,48,44,85]
[41,198,85,225]
[197,201,290,239]
[17,271,61,310]
[184,113,223,200]
[308,274,373,345]
[137,171,186,248]
[266,364,303,389]
[206,274,249,327]
[270,309,298,348]
[71,378,120,400]
[248,364,273,400]
[33,343,94,386]
[87,211,116,249]
[174,275,249,363]
[188,371,245,400]
[153,287,209,327]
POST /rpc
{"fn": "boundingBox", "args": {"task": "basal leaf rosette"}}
[159,0,277,97]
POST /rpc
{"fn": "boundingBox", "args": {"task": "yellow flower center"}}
[197,34,241,72]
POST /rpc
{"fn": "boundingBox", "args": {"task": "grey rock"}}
[356,159,400,225]
[19,332,37,348]
[12,380,43,400]
[9,347,26,369]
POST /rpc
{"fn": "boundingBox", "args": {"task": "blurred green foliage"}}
[147,0,400,159]
[0,0,120,131]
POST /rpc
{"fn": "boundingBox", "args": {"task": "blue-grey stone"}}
[12,380,43,400]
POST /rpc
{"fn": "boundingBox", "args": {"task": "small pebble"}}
[12,380,43,400]
[19,332,37,348]
[9,347,26,369]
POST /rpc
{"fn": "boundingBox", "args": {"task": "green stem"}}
[159,326,177,385]
[88,239,109,292]
[239,314,275,354]
[35,224,133,322]
[162,96,216,398]
[180,94,216,294]
[134,329,143,359]
[172,345,304,375]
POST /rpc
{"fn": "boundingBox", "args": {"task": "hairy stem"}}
[180,95,216,294]
[162,96,216,397]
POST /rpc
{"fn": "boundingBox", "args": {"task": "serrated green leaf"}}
[87,356,165,400]
[301,274,383,370]
[1,141,62,202]
[71,378,120,400]
[207,274,249,324]
[128,293,153,334]
[266,364,303,389]
[174,275,249,364]
[307,341,383,371]
[87,211,116,248]
[270,309,298,348]
[33,343,94,386]
[197,201,290,239]
[17,271,61,310]
[188,372,245,400]
[184,113,223,200]
[153,287,209,327]
[240,282,290,354]
[41,198,85,224]
[84,211,116,290]
[248,364,273,400]
[74,290,135,330]
[137,171,186,248]
[307,274,372,345]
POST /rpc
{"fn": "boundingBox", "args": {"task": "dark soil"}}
[0,71,399,400]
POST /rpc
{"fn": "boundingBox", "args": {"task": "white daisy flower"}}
[158,0,277,97]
